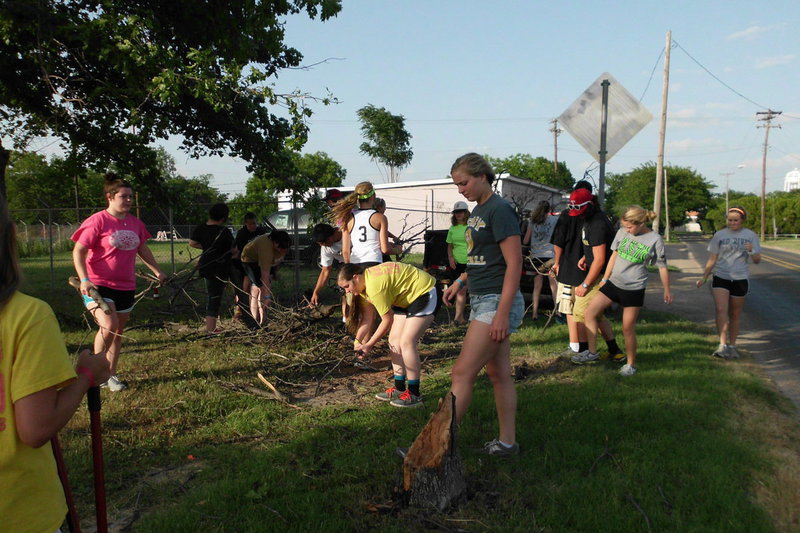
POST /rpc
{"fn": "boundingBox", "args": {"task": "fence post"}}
[48,208,54,291]
[169,207,175,275]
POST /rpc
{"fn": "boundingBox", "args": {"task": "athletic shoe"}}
[712,345,729,359]
[390,390,423,408]
[101,375,128,391]
[619,364,637,377]
[726,346,740,359]
[479,438,520,456]
[375,387,404,402]
[610,352,627,363]
[571,350,600,365]
[553,347,579,358]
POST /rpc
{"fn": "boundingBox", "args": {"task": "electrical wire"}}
[639,46,665,102]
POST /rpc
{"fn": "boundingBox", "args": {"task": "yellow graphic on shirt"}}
[466,215,486,265]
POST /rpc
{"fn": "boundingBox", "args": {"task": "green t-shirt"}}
[465,194,521,295]
[446,224,469,264]
[364,262,435,316]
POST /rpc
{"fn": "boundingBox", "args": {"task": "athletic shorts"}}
[712,275,749,298]
[392,286,442,317]
[243,262,262,287]
[599,280,646,308]
[556,282,576,315]
[573,282,602,323]
[83,285,135,313]
[469,291,524,333]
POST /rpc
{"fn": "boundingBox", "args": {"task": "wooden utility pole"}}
[663,168,670,241]
[756,110,781,241]
[550,118,562,180]
[653,30,671,233]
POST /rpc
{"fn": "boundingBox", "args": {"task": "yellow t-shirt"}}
[241,234,276,268]
[0,292,76,533]
[364,262,435,316]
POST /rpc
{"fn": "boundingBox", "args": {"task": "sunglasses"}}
[567,201,591,210]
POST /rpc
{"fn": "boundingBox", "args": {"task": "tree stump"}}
[402,392,466,510]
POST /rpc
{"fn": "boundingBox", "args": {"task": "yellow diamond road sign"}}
[558,72,652,163]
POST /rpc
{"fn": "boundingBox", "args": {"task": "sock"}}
[407,379,420,397]
[579,342,589,352]
[569,342,580,352]
[606,339,621,355]
[394,375,406,392]
[498,439,515,448]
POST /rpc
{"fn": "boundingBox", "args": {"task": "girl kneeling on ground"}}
[583,205,672,376]
[337,262,440,408]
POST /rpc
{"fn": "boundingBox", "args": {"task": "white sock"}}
[498,439,514,448]
[570,342,580,352]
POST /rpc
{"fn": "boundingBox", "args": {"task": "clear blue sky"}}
[169,0,800,198]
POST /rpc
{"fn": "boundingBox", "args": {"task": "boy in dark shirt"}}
[189,203,233,333]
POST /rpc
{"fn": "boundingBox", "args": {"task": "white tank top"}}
[350,209,382,264]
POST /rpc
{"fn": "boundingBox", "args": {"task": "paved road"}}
[648,235,800,413]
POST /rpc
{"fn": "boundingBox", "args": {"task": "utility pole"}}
[756,109,781,241]
[550,118,562,181]
[719,171,734,213]
[653,30,672,234]
[663,168,670,241]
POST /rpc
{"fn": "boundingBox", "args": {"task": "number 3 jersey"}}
[350,209,383,264]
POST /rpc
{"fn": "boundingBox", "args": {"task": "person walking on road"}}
[696,206,761,359]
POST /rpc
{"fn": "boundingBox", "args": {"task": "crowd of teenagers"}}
[2,154,764,530]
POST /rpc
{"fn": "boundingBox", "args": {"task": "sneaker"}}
[726,346,740,359]
[390,389,423,408]
[610,352,627,363]
[571,350,600,365]
[479,438,520,456]
[553,347,579,358]
[619,364,637,376]
[712,345,729,359]
[101,375,128,391]
[375,387,404,402]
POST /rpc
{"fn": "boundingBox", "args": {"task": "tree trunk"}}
[0,139,10,201]
[401,392,466,510]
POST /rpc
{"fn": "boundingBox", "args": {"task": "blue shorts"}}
[469,291,524,333]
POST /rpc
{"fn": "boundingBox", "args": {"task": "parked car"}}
[265,208,319,264]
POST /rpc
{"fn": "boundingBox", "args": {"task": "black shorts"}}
[243,262,262,287]
[712,276,749,297]
[392,286,442,317]
[450,262,466,279]
[599,280,645,308]
[83,285,136,313]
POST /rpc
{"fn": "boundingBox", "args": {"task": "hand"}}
[663,290,673,305]
[156,271,168,284]
[309,293,320,307]
[550,263,560,276]
[696,277,707,288]
[448,257,456,270]
[578,257,587,271]
[744,242,753,253]
[575,285,588,297]
[489,314,510,343]
[443,283,459,306]
[76,349,111,387]
[79,279,97,296]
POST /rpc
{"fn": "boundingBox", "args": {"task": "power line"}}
[639,46,665,102]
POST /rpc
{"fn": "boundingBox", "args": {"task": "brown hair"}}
[103,172,133,200]
[728,206,747,220]
[530,200,551,225]
[338,263,368,334]
[0,196,21,309]
[450,153,495,184]
[327,181,376,227]
[620,205,657,225]
[450,209,470,226]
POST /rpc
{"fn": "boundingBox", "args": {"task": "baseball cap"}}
[567,188,593,217]
[324,188,344,201]
[452,201,468,212]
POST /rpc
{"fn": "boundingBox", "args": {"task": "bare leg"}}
[532,275,543,319]
[250,285,263,325]
[454,289,467,323]
[621,306,641,367]
[728,296,746,346]
[712,287,731,345]
[584,292,613,354]
[205,316,218,333]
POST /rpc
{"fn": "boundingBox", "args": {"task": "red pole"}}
[52,436,82,533]
[88,386,108,533]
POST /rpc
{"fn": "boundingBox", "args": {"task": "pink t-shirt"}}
[71,210,151,290]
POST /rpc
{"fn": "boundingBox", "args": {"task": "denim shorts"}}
[469,291,524,333]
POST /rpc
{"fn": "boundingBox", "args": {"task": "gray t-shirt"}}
[609,228,667,290]
[708,227,760,280]
[528,215,558,258]
[320,239,344,267]
[465,194,521,295]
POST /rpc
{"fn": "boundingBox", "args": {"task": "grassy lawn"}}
[19,252,800,532]
[764,238,800,253]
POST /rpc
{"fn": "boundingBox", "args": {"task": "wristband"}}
[456,278,465,288]
[81,277,90,282]
[263,294,273,300]
[601,278,607,283]
[76,366,95,387]
[581,282,589,289]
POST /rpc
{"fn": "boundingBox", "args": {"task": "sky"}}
[166,0,800,198]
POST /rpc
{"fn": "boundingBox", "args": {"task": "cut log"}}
[402,392,465,510]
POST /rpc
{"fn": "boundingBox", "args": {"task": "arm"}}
[72,241,97,296]
[601,251,617,283]
[576,244,606,296]
[522,225,532,246]
[490,235,523,342]
[188,239,203,250]
[551,244,563,276]
[443,273,467,305]
[14,350,110,448]
[137,243,168,283]
[659,266,673,304]
[696,253,718,287]
[375,213,399,255]
[310,266,333,306]
[342,217,353,263]
[359,311,394,356]
[447,243,456,270]
[744,241,761,264]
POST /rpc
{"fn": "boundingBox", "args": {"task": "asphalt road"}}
[666,235,800,413]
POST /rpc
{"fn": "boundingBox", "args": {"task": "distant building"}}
[785,168,800,192]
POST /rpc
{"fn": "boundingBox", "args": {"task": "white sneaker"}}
[571,350,600,365]
[101,375,128,391]
[619,364,637,376]
[712,345,729,359]
[726,346,740,359]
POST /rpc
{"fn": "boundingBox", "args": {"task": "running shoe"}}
[711,345,729,359]
[726,346,740,359]
[619,364,637,377]
[390,389,423,408]
[553,347,579,358]
[610,352,627,363]
[479,439,520,456]
[375,387,404,402]
[571,350,600,365]
[101,375,128,391]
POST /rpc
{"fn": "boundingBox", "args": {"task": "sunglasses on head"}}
[567,200,591,210]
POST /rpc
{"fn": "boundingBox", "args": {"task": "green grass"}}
[764,238,800,252]
[19,254,800,532]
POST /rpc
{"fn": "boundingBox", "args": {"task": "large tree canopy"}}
[0,0,342,198]
[485,153,573,191]
[357,104,413,183]
[605,163,714,228]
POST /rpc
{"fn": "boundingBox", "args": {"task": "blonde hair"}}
[327,181,375,226]
[451,153,495,184]
[620,205,657,225]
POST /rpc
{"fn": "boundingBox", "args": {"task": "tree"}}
[0,0,342,198]
[605,163,714,229]
[705,190,800,235]
[485,154,574,190]
[357,104,413,183]
[162,174,227,225]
